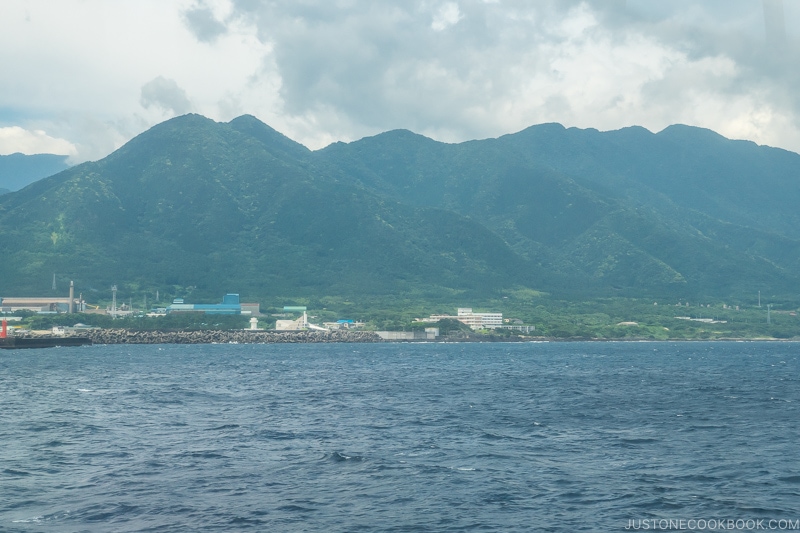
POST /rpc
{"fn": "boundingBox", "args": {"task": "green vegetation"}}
[504,298,800,340]
[1,113,800,341]
[7,295,797,340]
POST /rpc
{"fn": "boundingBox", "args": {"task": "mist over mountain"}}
[1,114,798,305]
[0,153,71,193]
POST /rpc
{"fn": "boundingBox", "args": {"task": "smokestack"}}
[69,281,74,314]
[1,319,7,339]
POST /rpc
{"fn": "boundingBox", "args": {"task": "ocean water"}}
[1,342,798,532]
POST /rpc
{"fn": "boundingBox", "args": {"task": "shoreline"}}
[82,329,383,344]
[8,329,799,345]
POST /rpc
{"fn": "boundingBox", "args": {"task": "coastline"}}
[81,329,383,344]
[7,329,798,345]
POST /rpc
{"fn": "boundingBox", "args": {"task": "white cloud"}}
[213,1,800,153]
[432,2,463,31]
[0,127,77,156]
[0,0,274,160]
[0,0,799,159]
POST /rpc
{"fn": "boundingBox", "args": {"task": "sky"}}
[0,0,798,163]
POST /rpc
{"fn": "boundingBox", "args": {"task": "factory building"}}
[1,281,82,314]
[166,294,243,315]
[275,306,329,331]
[241,303,260,316]
[0,297,74,313]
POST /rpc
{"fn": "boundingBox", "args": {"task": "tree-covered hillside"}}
[318,124,800,299]
[0,115,542,303]
[1,114,799,309]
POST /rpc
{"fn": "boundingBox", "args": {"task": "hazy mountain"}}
[0,153,71,192]
[1,114,798,304]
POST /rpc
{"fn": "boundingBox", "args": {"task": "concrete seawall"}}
[81,329,383,345]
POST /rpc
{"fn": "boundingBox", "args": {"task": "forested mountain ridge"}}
[0,152,71,194]
[0,115,544,301]
[1,113,798,304]
[317,123,800,297]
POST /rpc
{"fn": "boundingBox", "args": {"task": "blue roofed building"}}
[166,294,242,315]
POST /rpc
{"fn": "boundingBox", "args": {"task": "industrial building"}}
[240,303,260,315]
[1,282,83,313]
[0,297,74,313]
[275,306,329,331]
[166,294,244,315]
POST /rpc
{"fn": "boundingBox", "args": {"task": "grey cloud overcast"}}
[140,76,193,116]
[0,0,797,162]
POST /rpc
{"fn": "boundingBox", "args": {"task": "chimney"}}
[69,281,74,314]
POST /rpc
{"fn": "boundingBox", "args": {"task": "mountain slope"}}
[316,125,800,297]
[500,123,800,239]
[0,115,540,300]
[1,114,799,304]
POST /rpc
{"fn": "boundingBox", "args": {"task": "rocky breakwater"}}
[84,329,383,345]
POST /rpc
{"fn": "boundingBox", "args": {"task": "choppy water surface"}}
[1,342,798,532]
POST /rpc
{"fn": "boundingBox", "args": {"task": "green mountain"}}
[317,124,800,298]
[0,115,540,302]
[1,114,798,306]
[0,153,71,193]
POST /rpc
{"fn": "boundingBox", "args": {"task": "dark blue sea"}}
[1,342,799,532]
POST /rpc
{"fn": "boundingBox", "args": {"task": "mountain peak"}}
[351,129,443,149]
[228,114,310,159]
[161,113,219,128]
[657,124,727,143]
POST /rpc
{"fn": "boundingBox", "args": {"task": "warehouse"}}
[166,294,243,315]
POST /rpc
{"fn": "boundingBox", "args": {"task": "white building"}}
[425,308,503,330]
[275,312,308,331]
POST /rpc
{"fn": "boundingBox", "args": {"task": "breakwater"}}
[81,329,383,345]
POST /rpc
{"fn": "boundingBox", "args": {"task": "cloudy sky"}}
[1,0,798,162]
